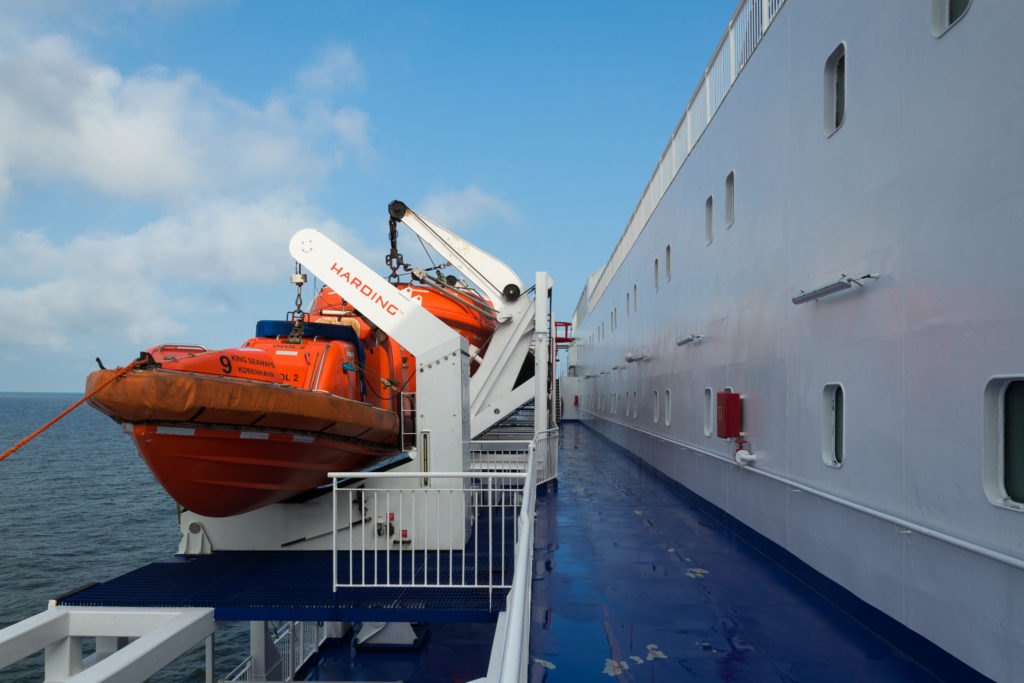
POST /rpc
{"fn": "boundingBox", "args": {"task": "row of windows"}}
[589,1,975,346]
[606,171,738,336]
[584,384,841,469]
[583,388,672,426]
[584,373,1024,512]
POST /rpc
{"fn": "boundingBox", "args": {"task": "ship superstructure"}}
[563,0,1024,680]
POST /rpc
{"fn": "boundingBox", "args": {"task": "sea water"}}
[0,393,248,681]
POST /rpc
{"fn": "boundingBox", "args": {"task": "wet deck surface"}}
[528,422,938,682]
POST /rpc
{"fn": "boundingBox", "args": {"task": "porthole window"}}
[725,172,735,228]
[822,384,844,467]
[824,44,846,136]
[1004,382,1024,501]
[705,195,714,245]
[985,379,1024,509]
[932,0,971,36]
[703,388,714,437]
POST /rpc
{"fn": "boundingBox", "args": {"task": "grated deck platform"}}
[58,502,518,624]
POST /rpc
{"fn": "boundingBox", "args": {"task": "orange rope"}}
[0,360,144,463]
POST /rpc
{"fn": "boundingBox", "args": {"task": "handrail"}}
[497,441,538,682]
[328,470,526,480]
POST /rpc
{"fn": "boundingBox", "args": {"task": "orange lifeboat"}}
[87,320,405,517]
[87,275,498,518]
[309,281,497,353]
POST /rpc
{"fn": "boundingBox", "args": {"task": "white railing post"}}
[729,23,736,84]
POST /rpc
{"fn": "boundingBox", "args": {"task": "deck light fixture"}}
[676,334,703,346]
[625,353,651,363]
[791,274,878,305]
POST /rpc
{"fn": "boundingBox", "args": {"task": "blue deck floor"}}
[528,422,941,682]
[55,422,968,681]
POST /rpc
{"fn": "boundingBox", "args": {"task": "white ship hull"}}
[567,1,1024,680]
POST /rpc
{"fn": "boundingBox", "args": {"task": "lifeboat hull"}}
[87,367,402,517]
[127,423,395,517]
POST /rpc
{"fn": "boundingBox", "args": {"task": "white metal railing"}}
[472,434,548,683]
[587,0,787,312]
[222,621,327,682]
[471,439,532,473]
[329,469,528,609]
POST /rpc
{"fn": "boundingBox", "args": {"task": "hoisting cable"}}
[0,356,149,463]
[409,268,498,321]
[287,263,308,344]
[385,211,410,282]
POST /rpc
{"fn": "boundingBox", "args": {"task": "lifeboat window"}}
[653,390,659,423]
[705,195,714,245]
[665,245,671,282]
[825,44,846,136]
[654,259,660,292]
[823,384,845,467]
[703,388,714,437]
[725,172,735,228]
[932,0,971,36]
[664,389,672,426]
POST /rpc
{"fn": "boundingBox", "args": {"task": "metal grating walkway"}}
[59,506,517,623]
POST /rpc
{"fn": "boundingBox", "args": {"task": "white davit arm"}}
[387,201,526,320]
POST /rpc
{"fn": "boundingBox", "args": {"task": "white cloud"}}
[0,27,384,364]
[418,186,519,231]
[0,194,372,351]
[0,35,372,206]
[297,44,364,95]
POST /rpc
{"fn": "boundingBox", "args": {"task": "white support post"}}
[534,273,551,436]
[205,632,215,683]
[44,634,82,681]
[250,621,266,682]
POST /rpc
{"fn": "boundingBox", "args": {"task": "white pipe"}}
[580,410,1024,572]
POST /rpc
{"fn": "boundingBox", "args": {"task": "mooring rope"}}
[0,359,145,462]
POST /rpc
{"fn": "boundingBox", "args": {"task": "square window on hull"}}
[824,44,846,136]
[1004,381,1024,502]
[933,0,971,36]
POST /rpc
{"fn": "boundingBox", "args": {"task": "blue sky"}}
[0,1,736,392]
